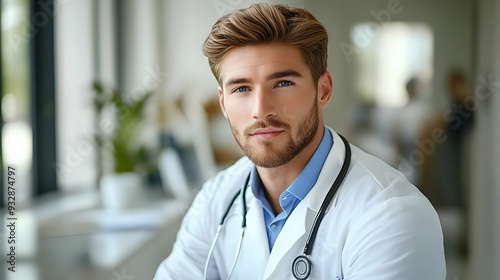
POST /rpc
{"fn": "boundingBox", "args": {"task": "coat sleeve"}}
[342,195,447,280]
[153,179,219,280]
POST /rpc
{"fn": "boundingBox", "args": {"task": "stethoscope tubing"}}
[302,134,351,256]
[204,176,250,280]
[204,133,351,280]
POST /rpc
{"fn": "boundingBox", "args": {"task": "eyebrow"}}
[224,77,254,89]
[266,70,303,80]
[224,70,303,89]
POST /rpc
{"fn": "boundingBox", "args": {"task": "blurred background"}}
[1,0,499,279]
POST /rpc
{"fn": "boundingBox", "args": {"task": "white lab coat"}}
[154,128,446,280]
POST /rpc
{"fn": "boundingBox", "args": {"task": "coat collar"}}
[306,127,348,212]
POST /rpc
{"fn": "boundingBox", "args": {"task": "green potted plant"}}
[93,82,154,209]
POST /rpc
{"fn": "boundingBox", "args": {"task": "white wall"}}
[56,0,117,191]
[55,0,96,191]
[120,0,160,98]
[469,0,500,278]
[154,0,320,101]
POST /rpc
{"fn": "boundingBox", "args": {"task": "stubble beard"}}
[228,98,319,168]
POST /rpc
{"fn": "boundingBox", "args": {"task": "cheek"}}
[224,99,250,123]
[279,94,315,120]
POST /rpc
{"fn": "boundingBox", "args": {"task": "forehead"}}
[219,44,310,83]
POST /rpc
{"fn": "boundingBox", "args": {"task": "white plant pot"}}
[100,172,145,210]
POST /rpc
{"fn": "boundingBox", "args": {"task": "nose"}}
[252,87,276,120]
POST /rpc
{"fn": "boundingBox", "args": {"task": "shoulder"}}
[203,156,252,194]
[200,157,253,213]
[336,142,443,246]
[176,156,253,237]
[339,144,430,209]
[335,144,446,278]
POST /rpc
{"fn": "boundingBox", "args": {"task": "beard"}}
[228,97,319,168]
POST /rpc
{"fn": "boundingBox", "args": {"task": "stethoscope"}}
[203,134,351,280]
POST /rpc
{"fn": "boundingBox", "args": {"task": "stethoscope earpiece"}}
[292,255,312,280]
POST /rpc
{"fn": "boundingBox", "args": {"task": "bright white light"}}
[352,22,434,107]
[2,121,33,169]
[1,4,24,31]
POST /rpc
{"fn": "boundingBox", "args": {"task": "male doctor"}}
[154,3,446,280]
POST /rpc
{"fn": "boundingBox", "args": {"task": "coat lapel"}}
[308,129,347,213]
[236,192,270,277]
[263,198,309,279]
[263,128,348,279]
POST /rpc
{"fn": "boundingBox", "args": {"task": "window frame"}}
[29,0,57,196]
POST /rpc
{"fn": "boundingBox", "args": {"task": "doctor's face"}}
[218,44,328,168]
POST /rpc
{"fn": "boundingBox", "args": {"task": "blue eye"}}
[234,86,249,93]
[278,81,293,87]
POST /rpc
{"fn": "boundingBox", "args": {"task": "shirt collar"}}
[284,127,333,201]
[249,126,333,212]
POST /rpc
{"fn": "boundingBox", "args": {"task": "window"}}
[351,22,434,107]
[1,0,33,206]
[2,0,58,206]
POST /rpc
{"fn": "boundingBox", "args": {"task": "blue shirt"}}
[249,127,333,251]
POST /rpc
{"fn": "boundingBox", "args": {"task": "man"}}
[154,3,445,279]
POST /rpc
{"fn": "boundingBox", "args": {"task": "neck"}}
[256,126,325,215]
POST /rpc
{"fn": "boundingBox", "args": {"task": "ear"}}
[317,71,333,108]
[218,87,228,119]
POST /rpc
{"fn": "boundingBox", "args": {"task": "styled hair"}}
[202,3,328,86]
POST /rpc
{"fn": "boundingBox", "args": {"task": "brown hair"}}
[202,3,328,87]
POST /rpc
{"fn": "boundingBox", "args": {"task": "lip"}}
[250,128,284,141]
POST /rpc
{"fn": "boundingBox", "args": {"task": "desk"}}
[1,190,189,280]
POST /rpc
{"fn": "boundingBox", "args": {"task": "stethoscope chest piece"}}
[292,255,312,279]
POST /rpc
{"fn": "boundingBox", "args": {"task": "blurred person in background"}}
[420,69,473,209]
[419,69,473,259]
[393,77,432,184]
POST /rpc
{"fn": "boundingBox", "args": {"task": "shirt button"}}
[270,224,277,230]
